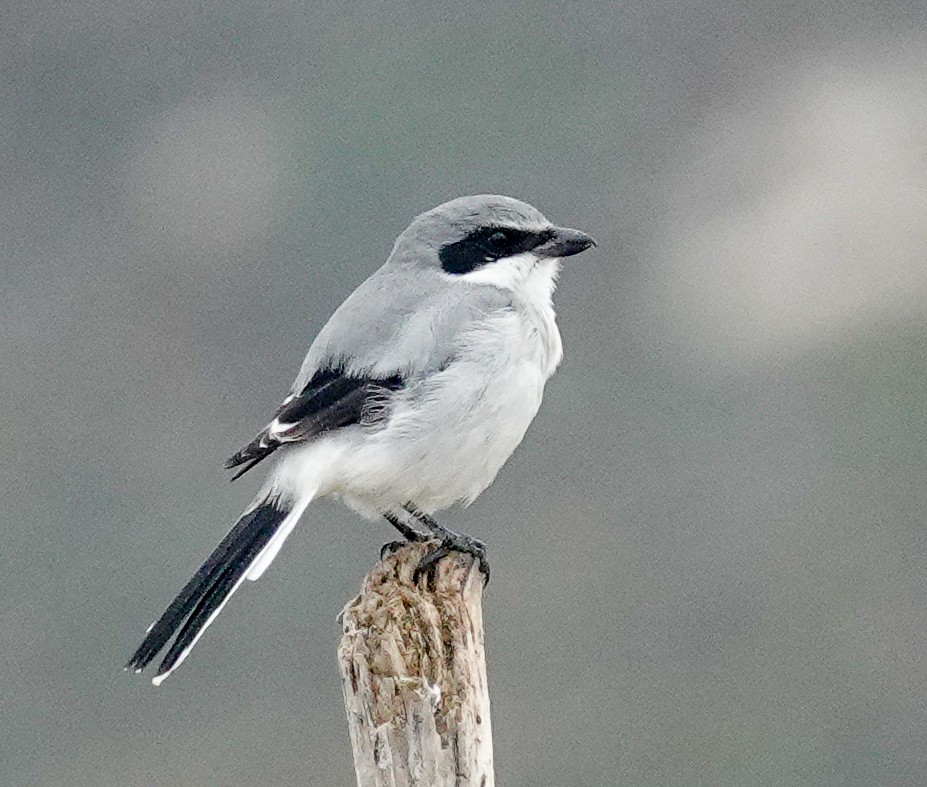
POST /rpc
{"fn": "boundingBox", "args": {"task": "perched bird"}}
[127,195,596,684]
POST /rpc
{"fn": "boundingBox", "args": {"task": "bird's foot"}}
[413,533,490,587]
[380,540,404,559]
[379,537,427,559]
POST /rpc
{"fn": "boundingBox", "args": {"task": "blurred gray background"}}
[4,1,927,785]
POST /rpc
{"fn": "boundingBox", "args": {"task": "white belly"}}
[329,308,560,515]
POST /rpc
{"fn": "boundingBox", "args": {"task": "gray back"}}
[293,195,549,387]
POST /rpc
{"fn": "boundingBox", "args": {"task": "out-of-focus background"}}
[4,2,927,785]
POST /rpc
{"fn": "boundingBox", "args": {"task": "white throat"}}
[454,252,559,299]
[457,253,564,376]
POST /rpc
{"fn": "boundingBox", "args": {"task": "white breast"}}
[333,260,563,514]
[285,255,565,517]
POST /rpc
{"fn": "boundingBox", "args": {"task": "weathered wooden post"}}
[338,541,494,786]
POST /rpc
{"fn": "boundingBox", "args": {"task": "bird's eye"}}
[487,231,509,248]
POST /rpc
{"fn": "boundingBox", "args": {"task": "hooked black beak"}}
[536,226,597,258]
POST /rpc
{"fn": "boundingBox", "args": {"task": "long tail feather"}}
[246,494,313,581]
[126,498,291,683]
[152,527,274,685]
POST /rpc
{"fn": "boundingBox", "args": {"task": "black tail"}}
[126,499,289,683]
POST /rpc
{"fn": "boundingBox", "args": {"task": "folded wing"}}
[225,368,405,479]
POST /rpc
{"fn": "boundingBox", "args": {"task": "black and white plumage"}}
[127,195,596,684]
[225,369,405,480]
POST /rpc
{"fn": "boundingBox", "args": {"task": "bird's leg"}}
[384,510,429,541]
[403,504,490,585]
[380,510,430,558]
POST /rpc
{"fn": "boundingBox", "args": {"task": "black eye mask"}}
[439,226,554,275]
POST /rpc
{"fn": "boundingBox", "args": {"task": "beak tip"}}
[545,227,597,258]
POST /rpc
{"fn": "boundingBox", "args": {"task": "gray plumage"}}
[296,195,550,383]
[294,263,511,383]
[128,194,596,684]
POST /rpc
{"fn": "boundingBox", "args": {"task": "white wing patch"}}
[268,417,297,436]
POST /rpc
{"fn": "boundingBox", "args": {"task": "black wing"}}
[225,368,404,480]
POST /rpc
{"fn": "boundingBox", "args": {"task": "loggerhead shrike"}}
[127,194,596,684]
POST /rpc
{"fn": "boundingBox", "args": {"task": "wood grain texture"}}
[338,542,494,787]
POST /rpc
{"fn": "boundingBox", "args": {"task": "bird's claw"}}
[380,540,407,559]
[380,525,431,559]
[413,534,490,587]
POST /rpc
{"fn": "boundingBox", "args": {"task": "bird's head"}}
[389,195,596,292]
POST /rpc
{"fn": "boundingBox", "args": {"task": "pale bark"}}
[338,541,494,787]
